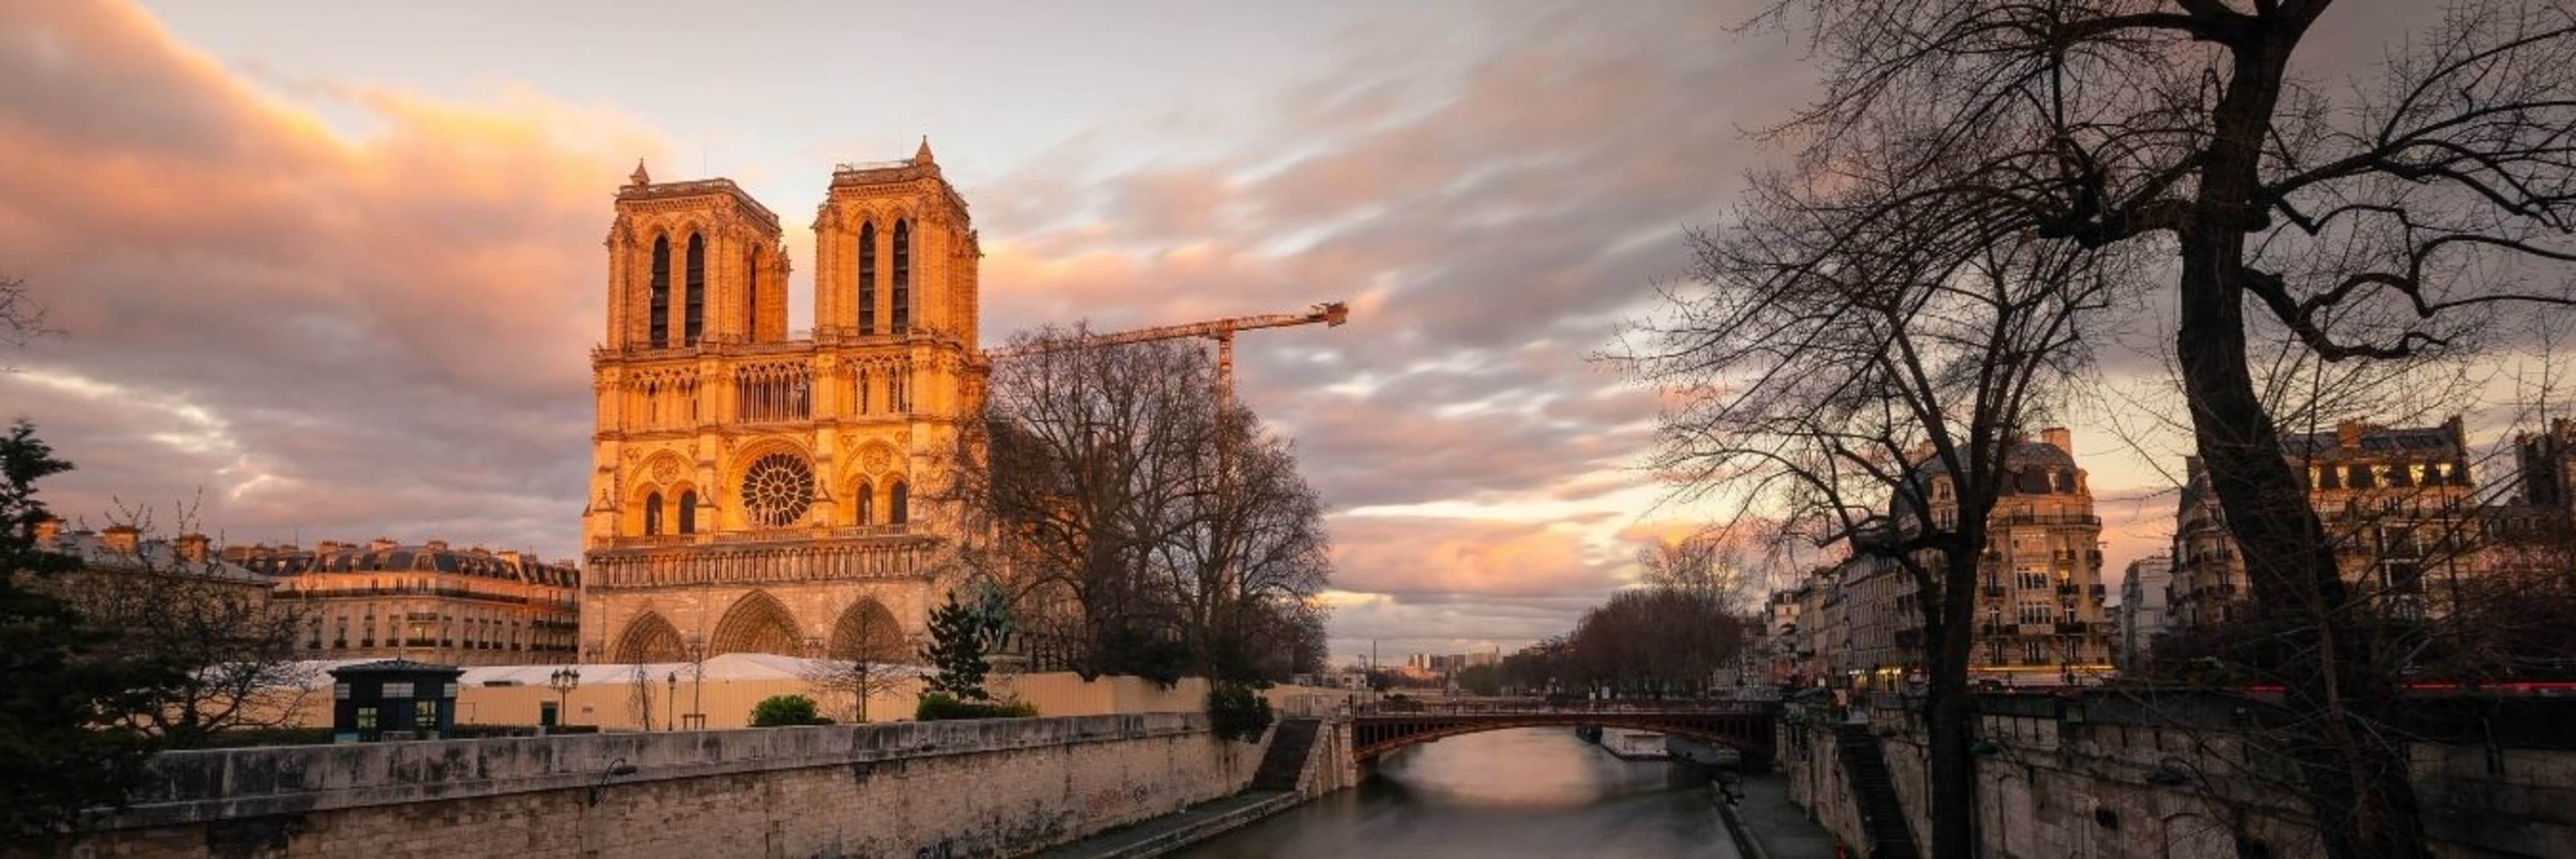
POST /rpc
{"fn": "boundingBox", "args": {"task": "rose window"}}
[740,452,814,529]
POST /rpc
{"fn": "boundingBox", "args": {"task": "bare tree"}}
[1637,531,1766,614]
[802,604,916,723]
[1565,587,1752,699]
[1729,3,2576,854]
[627,661,655,732]
[54,499,314,748]
[949,325,1332,685]
[1,274,54,367]
[1628,184,2124,855]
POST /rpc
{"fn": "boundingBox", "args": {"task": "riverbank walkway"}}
[1721,774,1837,859]
[1026,791,1303,859]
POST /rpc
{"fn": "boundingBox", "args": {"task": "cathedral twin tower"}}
[581,142,983,665]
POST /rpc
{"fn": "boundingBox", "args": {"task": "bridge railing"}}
[1351,698,1774,717]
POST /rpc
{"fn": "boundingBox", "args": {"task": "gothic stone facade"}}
[582,142,984,664]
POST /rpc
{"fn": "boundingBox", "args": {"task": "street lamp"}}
[665,671,678,732]
[547,666,580,731]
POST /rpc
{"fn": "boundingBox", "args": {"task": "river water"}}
[1176,727,1742,858]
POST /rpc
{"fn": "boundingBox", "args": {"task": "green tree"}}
[748,695,828,727]
[1453,664,1503,697]
[0,421,180,840]
[920,589,1003,701]
[1204,680,1273,744]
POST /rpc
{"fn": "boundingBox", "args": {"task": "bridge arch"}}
[1349,704,1777,763]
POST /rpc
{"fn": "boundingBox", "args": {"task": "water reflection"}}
[1178,727,1739,859]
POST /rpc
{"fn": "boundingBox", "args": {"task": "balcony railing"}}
[1990,512,2102,527]
[600,523,914,550]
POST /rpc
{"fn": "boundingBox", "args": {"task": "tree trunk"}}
[1923,538,1984,858]
[2169,18,2430,859]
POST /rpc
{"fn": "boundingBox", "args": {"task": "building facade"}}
[581,144,984,664]
[232,539,580,666]
[1802,428,2115,689]
[2166,418,2478,627]
[2115,554,2172,670]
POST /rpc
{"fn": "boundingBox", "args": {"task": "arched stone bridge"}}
[1347,699,1778,762]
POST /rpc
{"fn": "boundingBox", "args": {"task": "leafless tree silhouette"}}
[1718,2,2576,854]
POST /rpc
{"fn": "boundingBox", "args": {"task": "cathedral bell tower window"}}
[649,237,672,348]
[744,246,758,338]
[678,490,698,535]
[643,492,664,536]
[858,222,877,335]
[684,233,706,345]
[892,219,911,333]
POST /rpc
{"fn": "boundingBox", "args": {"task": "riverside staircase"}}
[1833,724,1921,859]
[1251,718,1322,791]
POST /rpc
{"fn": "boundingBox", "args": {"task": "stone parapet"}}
[52,713,1254,859]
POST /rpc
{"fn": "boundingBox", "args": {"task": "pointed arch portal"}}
[828,598,908,662]
[613,611,686,663]
[710,590,804,656]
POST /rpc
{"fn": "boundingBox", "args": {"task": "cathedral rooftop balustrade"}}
[598,523,914,551]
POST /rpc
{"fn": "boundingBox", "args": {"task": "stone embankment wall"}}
[46,713,1262,859]
[1780,695,2576,858]
[255,664,1343,731]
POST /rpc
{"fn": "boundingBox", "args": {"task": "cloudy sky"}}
[0,0,2515,665]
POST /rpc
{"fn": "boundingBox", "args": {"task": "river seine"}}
[1175,727,1742,858]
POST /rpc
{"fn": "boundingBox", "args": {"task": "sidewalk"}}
[1719,774,1837,859]
[1024,791,1303,859]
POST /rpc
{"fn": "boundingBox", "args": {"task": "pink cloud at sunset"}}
[3,0,2507,665]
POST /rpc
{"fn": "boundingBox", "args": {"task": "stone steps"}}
[1833,725,1920,859]
[1250,718,1322,792]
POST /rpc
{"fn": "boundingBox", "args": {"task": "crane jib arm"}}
[985,301,1349,357]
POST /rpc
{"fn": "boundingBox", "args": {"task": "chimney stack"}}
[2337,419,2365,450]
[2041,427,2073,455]
[369,537,398,553]
[175,533,211,564]
[33,516,63,545]
[100,524,140,556]
[316,540,343,555]
[424,540,448,551]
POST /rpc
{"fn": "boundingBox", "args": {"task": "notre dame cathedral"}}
[580,141,983,664]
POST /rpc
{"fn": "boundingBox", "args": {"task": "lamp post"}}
[665,671,678,732]
[548,666,580,731]
[685,640,709,730]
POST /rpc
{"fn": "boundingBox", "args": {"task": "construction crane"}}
[987,301,1351,403]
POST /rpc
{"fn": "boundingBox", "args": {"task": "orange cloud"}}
[0,1,665,555]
